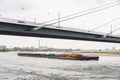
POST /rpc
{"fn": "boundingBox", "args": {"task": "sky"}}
[0,0,120,49]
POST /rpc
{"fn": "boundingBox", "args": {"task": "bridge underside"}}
[0,22,120,43]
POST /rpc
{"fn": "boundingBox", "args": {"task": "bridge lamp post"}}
[110,25,112,35]
[58,12,60,28]
[21,7,26,21]
[34,18,36,24]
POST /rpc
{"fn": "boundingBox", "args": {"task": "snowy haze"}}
[0,0,120,49]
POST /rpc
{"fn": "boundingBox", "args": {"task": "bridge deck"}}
[0,17,120,43]
[0,17,114,36]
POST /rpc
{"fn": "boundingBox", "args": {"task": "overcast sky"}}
[0,0,120,49]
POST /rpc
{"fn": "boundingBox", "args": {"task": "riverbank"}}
[78,52,120,56]
[1,51,120,56]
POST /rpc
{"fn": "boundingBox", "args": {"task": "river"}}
[0,52,120,80]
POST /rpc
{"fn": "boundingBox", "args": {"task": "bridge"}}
[0,17,120,43]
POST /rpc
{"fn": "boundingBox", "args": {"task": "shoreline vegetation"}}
[0,47,120,56]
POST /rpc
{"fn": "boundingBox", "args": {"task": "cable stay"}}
[32,0,120,31]
[90,17,120,31]
[41,0,120,24]
[38,2,120,28]
[35,1,120,30]
[103,27,120,38]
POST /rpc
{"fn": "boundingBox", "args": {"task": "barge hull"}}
[17,53,99,60]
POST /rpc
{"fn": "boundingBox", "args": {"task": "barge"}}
[17,53,99,60]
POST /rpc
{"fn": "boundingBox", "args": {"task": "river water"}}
[0,52,120,80]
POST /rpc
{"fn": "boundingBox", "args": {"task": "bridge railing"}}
[0,17,45,27]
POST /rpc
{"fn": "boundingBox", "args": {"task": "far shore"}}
[77,52,120,56]
[1,51,120,57]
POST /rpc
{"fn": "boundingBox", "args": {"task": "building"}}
[0,45,6,50]
[40,46,48,50]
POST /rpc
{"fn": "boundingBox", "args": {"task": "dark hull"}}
[17,53,99,60]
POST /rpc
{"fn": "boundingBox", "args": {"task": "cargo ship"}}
[17,53,99,60]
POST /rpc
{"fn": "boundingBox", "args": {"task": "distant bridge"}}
[0,17,120,43]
